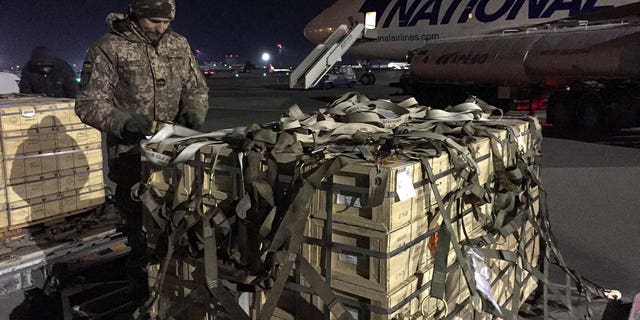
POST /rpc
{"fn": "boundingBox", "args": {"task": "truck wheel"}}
[548,92,576,129]
[323,82,334,89]
[579,96,604,131]
[360,73,376,86]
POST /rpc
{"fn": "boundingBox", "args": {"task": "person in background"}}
[74,0,208,307]
[19,46,78,98]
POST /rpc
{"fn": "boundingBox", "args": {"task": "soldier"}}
[75,0,209,306]
[19,46,78,98]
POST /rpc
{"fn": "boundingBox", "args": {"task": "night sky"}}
[0,1,333,71]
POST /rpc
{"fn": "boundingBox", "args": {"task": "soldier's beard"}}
[144,31,164,46]
[145,31,164,41]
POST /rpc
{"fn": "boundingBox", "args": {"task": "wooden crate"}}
[304,216,431,296]
[474,119,532,166]
[313,159,431,233]
[301,270,473,320]
[312,137,493,233]
[0,209,7,230]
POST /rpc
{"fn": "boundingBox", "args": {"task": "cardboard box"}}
[0,98,82,132]
[0,97,105,229]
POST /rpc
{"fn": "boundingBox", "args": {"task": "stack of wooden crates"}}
[299,118,541,320]
[143,117,541,320]
[0,96,105,231]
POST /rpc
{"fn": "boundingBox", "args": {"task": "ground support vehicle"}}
[317,65,357,89]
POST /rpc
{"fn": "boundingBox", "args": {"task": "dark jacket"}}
[19,47,78,98]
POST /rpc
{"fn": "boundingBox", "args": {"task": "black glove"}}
[175,110,204,130]
[122,113,152,141]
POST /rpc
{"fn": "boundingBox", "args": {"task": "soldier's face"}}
[137,17,172,41]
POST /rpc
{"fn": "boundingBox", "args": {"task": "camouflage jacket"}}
[75,14,208,184]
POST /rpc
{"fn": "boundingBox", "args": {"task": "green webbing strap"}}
[267,156,357,252]
[422,158,483,319]
[498,208,529,238]
[194,151,251,319]
[472,248,519,263]
[529,189,606,300]
[134,207,204,319]
[133,182,168,233]
[465,123,520,192]
[430,214,452,300]
[298,257,353,320]
[259,156,356,320]
[510,223,526,320]
[202,209,250,320]
[514,193,584,319]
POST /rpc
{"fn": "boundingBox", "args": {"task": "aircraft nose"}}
[304,12,337,45]
[304,0,366,44]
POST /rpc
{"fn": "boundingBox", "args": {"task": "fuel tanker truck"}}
[406,19,640,130]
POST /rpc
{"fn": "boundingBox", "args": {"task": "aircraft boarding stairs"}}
[290,23,377,89]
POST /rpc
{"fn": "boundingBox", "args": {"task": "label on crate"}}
[469,248,501,314]
[336,194,362,208]
[396,166,416,201]
[21,110,36,118]
[339,253,359,265]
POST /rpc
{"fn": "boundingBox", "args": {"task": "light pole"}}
[276,43,283,67]
[261,52,271,66]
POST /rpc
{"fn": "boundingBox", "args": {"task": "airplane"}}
[304,0,640,61]
[269,64,291,74]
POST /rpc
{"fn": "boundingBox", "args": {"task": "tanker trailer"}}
[408,21,640,130]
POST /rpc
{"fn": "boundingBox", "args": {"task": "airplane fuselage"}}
[305,0,640,60]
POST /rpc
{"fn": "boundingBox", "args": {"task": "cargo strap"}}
[133,197,206,319]
[422,158,485,320]
[259,156,358,320]
[141,123,237,166]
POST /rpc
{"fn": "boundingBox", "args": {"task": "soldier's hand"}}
[175,110,204,130]
[122,114,152,140]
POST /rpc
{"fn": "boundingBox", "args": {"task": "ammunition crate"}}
[0,97,105,229]
[312,137,493,233]
[303,216,431,295]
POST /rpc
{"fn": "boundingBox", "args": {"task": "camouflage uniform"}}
[75,0,208,304]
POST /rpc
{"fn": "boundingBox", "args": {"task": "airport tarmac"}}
[203,73,639,318]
